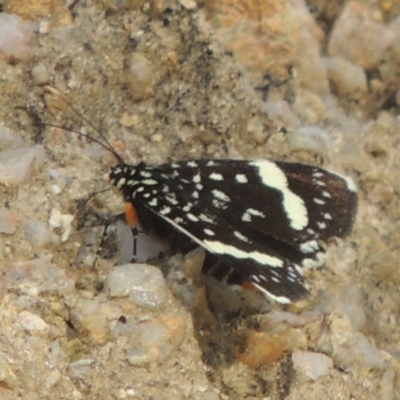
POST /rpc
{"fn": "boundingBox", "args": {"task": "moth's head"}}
[109,164,135,189]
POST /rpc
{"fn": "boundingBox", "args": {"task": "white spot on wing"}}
[212,189,230,202]
[247,208,265,218]
[166,194,179,205]
[250,160,308,230]
[187,213,199,221]
[242,212,251,222]
[235,174,248,183]
[140,170,152,178]
[187,161,197,167]
[322,191,331,198]
[233,231,250,242]
[160,206,171,215]
[142,179,158,185]
[317,221,327,229]
[199,214,215,224]
[183,203,193,212]
[314,198,325,205]
[193,173,201,183]
[203,240,283,267]
[116,177,126,188]
[209,172,224,181]
[148,198,158,207]
[299,240,319,254]
[204,229,215,236]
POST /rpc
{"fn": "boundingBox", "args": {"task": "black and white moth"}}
[45,94,357,304]
[109,158,357,304]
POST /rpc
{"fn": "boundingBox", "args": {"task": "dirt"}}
[0,0,400,399]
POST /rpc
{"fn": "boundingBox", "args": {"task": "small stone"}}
[354,332,387,369]
[0,351,18,389]
[120,112,139,127]
[292,350,333,381]
[314,310,357,367]
[0,123,24,150]
[44,370,61,389]
[68,359,95,370]
[327,2,395,69]
[83,143,108,161]
[6,258,74,295]
[380,369,395,400]
[324,286,366,331]
[69,299,110,345]
[323,57,368,102]
[124,53,155,101]
[361,170,393,205]
[31,62,50,85]
[151,133,163,142]
[23,219,55,247]
[288,126,333,152]
[127,316,185,366]
[0,208,19,234]
[0,13,36,62]
[105,264,167,308]
[48,209,74,242]
[364,139,388,157]
[234,328,302,368]
[262,310,320,328]
[19,311,49,335]
[38,18,52,34]
[178,0,197,10]
[292,91,328,125]
[296,33,331,96]
[4,0,73,26]
[0,145,46,186]
[262,101,301,129]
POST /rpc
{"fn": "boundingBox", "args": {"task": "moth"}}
[46,93,357,304]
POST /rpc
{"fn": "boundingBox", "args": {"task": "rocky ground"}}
[0,0,400,399]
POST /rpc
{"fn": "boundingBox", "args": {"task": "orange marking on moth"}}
[241,281,257,291]
[125,202,138,228]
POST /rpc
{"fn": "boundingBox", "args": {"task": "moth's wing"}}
[133,159,357,302]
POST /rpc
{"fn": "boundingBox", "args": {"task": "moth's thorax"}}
[109,162,157,199]
[109,163,136,189]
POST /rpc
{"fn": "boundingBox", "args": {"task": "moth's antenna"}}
[43,86,125,164]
